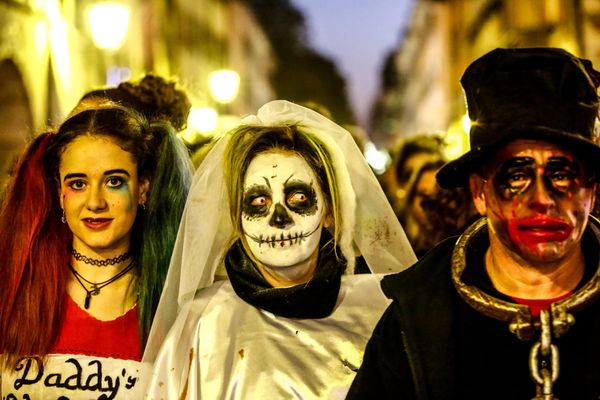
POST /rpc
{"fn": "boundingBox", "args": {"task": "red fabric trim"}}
[49,295,141,361]
[511,291,572,317]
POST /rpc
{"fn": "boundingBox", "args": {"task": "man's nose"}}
[528,177,554,213]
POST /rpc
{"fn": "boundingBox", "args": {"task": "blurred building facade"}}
[371,0,600,157]
[0,0,275,191]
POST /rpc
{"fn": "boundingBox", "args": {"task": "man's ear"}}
[139,178,151,206]
[469,173,488,216]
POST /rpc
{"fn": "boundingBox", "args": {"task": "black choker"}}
[68,262,135,309]
[225,236,345,319]
[71,248,131,267]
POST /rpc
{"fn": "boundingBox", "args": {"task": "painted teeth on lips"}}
[262,233,303,248]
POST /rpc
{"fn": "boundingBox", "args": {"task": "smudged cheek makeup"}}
[487,179,577,255]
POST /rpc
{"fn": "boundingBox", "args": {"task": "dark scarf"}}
[224,234,345,318]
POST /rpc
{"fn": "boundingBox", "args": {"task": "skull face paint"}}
[241,151,326,269]
[478,139,595,263]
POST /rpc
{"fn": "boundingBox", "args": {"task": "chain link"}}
[529,310,559,400]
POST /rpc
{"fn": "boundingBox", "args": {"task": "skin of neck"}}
[485,233,585,299]
[255,247,320,288]
[69,241,137,319]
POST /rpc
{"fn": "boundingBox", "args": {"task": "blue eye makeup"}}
[106,176,126,190]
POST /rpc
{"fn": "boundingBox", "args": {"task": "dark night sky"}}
[292,0,415,129]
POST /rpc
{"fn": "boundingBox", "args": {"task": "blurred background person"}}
[69,73,222,171]
[382,132,477,257]
[420,181,478,253]
[402,157,446,257]
[383,133,445,255]
[383,133,445,214]
[69,74,192,133]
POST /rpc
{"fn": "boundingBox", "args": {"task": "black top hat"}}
[437,47,600,188]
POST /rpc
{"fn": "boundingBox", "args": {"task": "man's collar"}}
[451,216,600,340]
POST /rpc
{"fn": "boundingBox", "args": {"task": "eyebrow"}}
[63,169,131,182]
[547,156,575,163]
[284,173,295,185]
[261,176,271,188]
[244,184,271,197]
[500,157,534,169]
[502,156,575,167]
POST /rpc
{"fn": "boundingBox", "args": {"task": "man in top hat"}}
[347,47,600,399]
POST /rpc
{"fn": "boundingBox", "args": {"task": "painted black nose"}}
[269,203,293,228]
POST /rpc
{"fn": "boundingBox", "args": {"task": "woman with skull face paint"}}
[144,100,416,399]
[0,105,194,399]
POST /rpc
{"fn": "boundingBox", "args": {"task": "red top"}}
[511,292,572,317]
[49,295,142,361]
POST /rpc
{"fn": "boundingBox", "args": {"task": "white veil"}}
[143,100,416,362]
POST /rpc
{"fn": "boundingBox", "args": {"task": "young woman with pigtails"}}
[0,104,193,398]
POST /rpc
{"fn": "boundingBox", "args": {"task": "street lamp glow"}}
[88,3,130,50]
[209,69,240,104]
[363,142,391,175]
[461,113,471,133]
[188,107,218,133]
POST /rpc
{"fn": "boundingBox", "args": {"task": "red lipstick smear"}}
[82,218,112,230]
[508,216,573,248]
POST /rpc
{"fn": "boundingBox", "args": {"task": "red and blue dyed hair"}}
[0,132,71,367]
[0,106,193,367]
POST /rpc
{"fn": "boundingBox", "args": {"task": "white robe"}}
[146,274,390,400]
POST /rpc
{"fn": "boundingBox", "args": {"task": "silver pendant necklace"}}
[68,262,135,309]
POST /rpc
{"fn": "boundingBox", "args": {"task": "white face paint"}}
[241,151,326,270]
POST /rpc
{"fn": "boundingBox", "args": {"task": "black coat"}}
[347,229,600,400]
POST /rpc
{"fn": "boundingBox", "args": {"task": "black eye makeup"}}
[495,157,534,196]
[544,158,580,193]
[494,156,583,199]
[284,181,318,215]
[243,185,272,218]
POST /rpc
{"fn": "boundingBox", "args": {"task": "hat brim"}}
[436,127,600,188]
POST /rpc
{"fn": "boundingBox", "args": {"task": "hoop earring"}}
[61,209,66,224]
